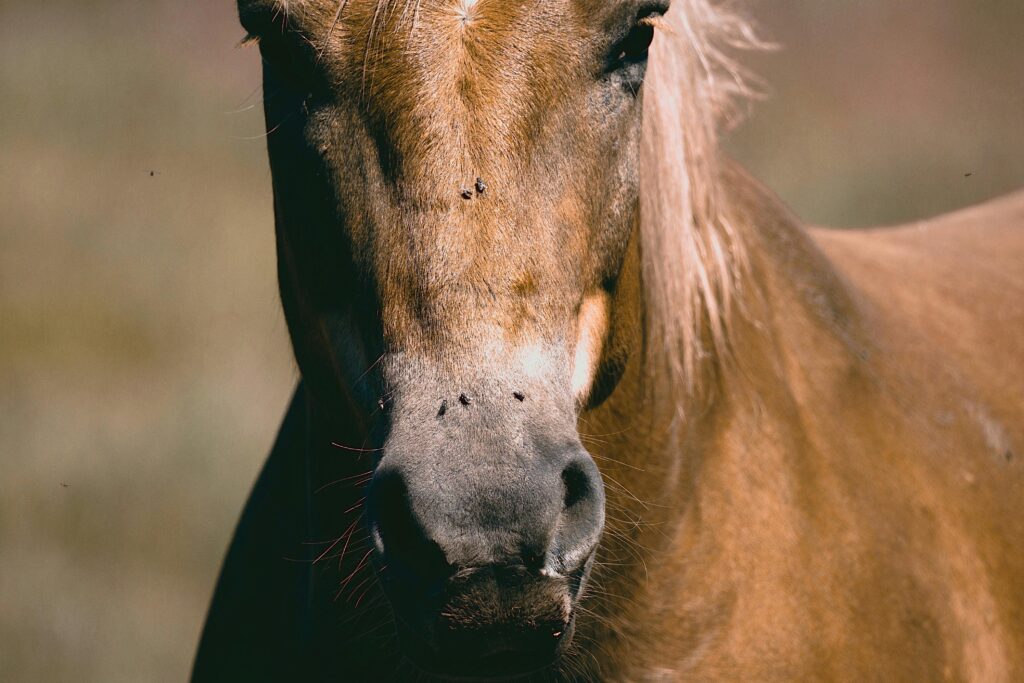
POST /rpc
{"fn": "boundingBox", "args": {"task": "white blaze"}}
[455,0,479,26]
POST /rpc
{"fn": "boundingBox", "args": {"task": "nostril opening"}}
[371,469,450,580]
[521,549,545,571]
[561,462,591,511]
[552,457,604,574]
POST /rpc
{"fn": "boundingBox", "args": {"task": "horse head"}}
[238,0,669,676]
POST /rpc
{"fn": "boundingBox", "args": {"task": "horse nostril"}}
[370,468,450,580]
[521,549,545,571]
[561,461,591,511]
[551,454,604,573]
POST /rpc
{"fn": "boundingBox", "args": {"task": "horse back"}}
[804,192,1024,679]
[813,190,1024,421]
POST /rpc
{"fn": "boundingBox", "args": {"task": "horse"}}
[192,0,1024,680]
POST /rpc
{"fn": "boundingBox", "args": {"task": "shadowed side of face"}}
[238,0,665,675]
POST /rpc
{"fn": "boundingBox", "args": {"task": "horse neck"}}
[579,160,872,669]
[591,157,868,498]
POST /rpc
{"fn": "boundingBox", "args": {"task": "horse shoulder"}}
[796,191,1024,681]
[664,178,1024,681]
[809,191,1024,429]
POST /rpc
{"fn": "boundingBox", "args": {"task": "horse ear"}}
[236,0,322,92]
[237,0,286,39]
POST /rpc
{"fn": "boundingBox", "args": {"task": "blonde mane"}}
[641,1,765,407]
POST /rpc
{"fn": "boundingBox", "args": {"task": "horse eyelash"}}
[640,15,672,34]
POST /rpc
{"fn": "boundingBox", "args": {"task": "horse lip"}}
[406,644,566,683]
[395,612,577,682]
[413,654,560,683]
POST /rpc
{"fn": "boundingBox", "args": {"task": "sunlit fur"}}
[196,1,1024,681]
[304,0,769,404]
[640,1,767,406]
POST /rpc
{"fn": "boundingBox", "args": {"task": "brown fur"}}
[582,167,1024,680]
[198,1,1024,680]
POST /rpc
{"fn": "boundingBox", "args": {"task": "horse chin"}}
[388,570,581,682]
[409,651,566,683]
[374,539,596,681]
[398,616,576,683]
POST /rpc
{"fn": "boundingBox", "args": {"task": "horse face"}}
[240,0,665,674]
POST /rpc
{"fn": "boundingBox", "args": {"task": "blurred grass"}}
[727,0,1024,226]
[0,2,295,681]
[0,1,1020,681]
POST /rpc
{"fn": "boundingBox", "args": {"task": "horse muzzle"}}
[365,412,604,678]
[390,563,589,680]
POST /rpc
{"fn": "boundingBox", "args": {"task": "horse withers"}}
[193,1,1024,680]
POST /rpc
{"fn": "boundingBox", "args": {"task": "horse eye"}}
[614,21,656,65]
[603,10,661,92]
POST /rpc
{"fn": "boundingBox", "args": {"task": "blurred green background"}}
[0,1,1020,681]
